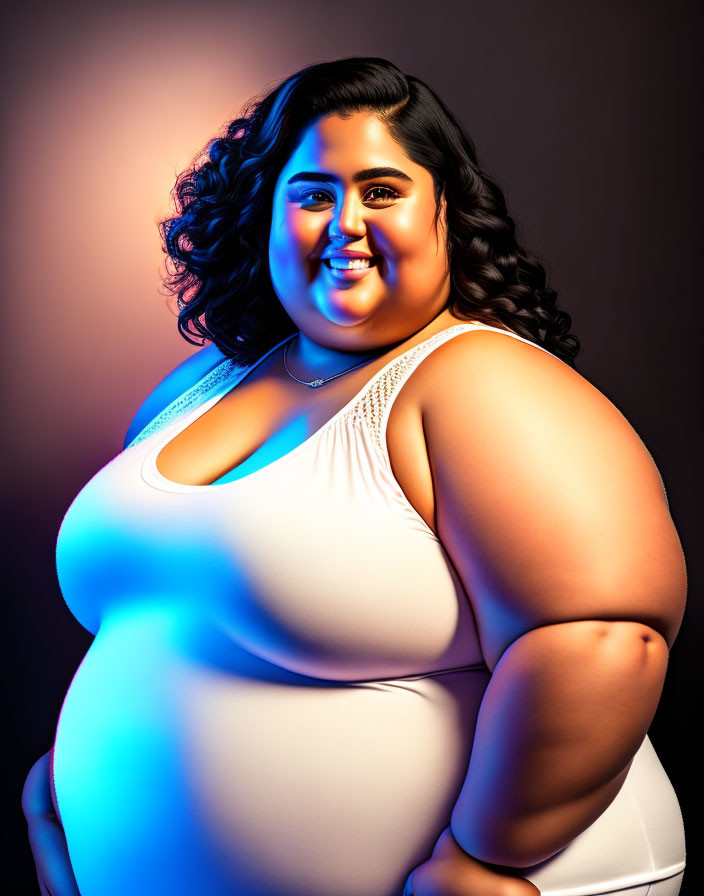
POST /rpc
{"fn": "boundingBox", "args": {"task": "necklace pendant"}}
[309,378,326,388]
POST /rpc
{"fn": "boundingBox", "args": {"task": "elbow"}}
[449,808,558,869]
[592,620,669,683]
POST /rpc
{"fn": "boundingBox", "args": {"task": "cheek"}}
[378,201,442,259]
[270,218,305,268]
[274,217,321,265]
[269,216,325,292]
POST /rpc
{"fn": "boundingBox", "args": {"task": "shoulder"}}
[417,327,686,665]
[418,327,604,450]
[419,326,630,450]
[419,325,581,398]
[123,342,229,449]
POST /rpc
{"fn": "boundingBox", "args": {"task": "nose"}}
[328,190,367,241]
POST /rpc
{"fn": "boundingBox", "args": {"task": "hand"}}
[402,827,540,896]
[22,749,81,896]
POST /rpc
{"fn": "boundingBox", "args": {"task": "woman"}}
[23,57,687,896]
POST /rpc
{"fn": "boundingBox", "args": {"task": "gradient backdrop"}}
[3,0,702,893]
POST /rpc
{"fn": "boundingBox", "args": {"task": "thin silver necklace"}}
[282,333,386,388]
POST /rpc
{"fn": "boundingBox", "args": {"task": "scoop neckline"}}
[140,321,483,494]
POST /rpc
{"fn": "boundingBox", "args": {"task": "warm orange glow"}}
[4,8,307,488]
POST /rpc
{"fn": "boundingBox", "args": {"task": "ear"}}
[437,189,448,236]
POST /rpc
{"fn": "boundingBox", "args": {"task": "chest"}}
[154,365,437,536]
[56,407,481,679]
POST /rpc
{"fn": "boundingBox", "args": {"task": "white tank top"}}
[52,321,685,896]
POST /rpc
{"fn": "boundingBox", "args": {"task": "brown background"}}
[3,0,701,893]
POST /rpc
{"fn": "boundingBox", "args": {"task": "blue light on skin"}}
[267,111,455,379]
[209,415,312,484]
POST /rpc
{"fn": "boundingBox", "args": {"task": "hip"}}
[521,737,685,896]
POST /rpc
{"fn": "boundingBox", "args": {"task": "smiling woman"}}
[23,57,686,896]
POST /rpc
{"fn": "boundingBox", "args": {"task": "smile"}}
[321,256,380,281]
[325,257,376,269]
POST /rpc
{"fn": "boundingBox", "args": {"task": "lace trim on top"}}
[123,324,671,511]
[126,358,244,448]
[346,324,474,452]
[126,323,672,519]
[128,325,475,454]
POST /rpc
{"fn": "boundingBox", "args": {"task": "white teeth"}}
[327,257,373,269]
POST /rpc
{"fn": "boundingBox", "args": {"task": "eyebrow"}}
[286,166,414,186]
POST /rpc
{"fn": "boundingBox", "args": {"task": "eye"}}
[299,189,335,206]
[364,186,398,202]
[296,185,400,207]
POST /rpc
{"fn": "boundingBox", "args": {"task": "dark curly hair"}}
[158,56,580,368]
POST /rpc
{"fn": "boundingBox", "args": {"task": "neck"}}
[291,334,386,379]
[288,307,460,381]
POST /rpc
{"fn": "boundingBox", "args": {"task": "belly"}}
[53,607,489,896]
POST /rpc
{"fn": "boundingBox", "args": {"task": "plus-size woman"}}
[23,58,686,896]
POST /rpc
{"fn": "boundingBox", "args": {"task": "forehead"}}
[280,112,414,174]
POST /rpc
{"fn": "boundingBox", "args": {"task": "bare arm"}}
[449,619,669,866]
[412,329,686,877]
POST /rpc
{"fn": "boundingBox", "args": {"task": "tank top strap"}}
[126,359,245,448]
[346,320,672,513]
[126,333,297,449]
[347,321,503,452]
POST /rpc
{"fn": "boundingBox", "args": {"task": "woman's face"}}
[268,112,451,349]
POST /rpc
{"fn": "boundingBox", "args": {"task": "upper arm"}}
[420,330,687,670]
[123,342,228,450]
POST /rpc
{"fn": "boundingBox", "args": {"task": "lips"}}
[322,256,379,270]
[321,256,381,283]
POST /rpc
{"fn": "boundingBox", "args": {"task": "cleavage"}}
[155,361,364,487]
